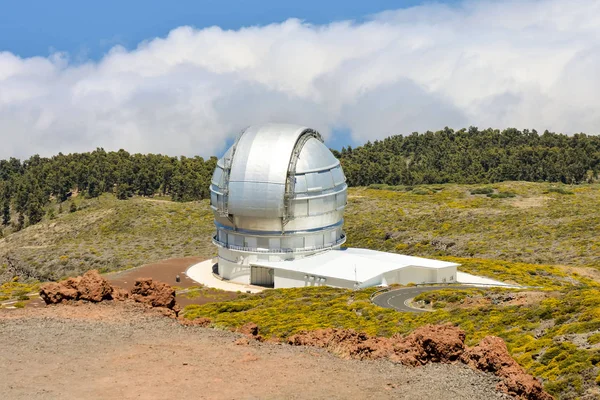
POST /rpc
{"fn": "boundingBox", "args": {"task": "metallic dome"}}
[210,123,348,284]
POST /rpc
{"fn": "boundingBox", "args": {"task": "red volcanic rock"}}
[288,328,393,360]
[39,270,113,304]
[287,324,465,364]
[77,270,114,302]
[288,324,552,400]
[39,281,79,304]
[130,278,179,314]
[462,336,553,400]
[238,322,264,341]
[391,323,466,365]
[239,322,260,336]
[111,287,129,301]
[39,272,182,316]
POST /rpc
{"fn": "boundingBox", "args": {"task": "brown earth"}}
[106,257,204,290]
[106,257,238,307]
[0,302,512,400]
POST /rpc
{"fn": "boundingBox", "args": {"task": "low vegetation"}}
[344,182,600,268]
[0,194,215,283]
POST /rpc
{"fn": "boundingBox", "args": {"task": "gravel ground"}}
[0,303,511,400]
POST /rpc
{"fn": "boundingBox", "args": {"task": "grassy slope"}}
[344,182,600,268]
[0,194,215,281]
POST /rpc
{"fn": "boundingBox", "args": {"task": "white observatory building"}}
[209,123,458,289]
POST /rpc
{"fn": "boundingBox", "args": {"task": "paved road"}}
[372,285,478,313]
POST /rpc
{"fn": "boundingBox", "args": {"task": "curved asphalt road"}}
[372,285,478,313]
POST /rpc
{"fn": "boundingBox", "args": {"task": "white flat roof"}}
[252,248,459,283]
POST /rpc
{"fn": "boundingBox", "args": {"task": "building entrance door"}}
[250,266,274,287]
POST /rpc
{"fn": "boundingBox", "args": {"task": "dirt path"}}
[106,256,205,290]
[0,303,510,400]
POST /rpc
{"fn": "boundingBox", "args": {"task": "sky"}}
[0,0,599,159]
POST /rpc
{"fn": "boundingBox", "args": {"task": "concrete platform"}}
[456,271,523,288]
[185,260,265,293]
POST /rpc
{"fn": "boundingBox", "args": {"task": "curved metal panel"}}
[295,137,340,174]
[227,123,310,218]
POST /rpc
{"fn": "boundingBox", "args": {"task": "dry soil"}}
[0,302,513,400]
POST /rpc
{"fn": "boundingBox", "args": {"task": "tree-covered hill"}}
[2,127,600,232]
[337,127,600,186]
[0,149,216,232]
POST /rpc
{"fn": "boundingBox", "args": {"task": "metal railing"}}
[212,234,346,254]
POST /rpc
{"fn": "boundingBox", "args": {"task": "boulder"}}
[238,322,264,341]
[77,270,114,302]
[39,281,79,304]
[391,323,466,365]
[39,270,113,304]
[130,277,180,314]
[462,336,553,400]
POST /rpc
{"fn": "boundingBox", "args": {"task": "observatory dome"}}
[210,123,348,285]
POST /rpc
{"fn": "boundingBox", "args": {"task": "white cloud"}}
[1,0,599,159]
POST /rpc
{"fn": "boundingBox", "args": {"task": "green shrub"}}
[548,187,574,195]
[412,188,432,195]
[487,191,516,199]
[587,333,600,345]
[470,187,494,195]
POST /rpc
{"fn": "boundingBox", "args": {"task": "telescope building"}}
[209,123,458,289]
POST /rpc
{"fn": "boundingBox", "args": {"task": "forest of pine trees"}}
[0,149,216,231]
[1,127,600,231]
[336,127,600,187]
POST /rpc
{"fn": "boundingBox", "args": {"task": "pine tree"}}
[1,201,9,226]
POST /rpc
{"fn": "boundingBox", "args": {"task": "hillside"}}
[344,182,600,269]
[2,182,599,285]
[2,183,600,398]
[0,195,215,282]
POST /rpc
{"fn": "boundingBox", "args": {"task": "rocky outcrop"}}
[288,328,393,360]
[287,323,465,364]
[40,270,114,304]
[39,271,180,316]
[238,322,263,341]
[391,323,466,366]
[288,324,552,400]
[462,336,553,400]
[130,278,179,313]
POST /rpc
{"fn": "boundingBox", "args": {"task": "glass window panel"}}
[257,237,269,250]
[234,235,244,247]
[245,236,257,248]
[291,236,305,249]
